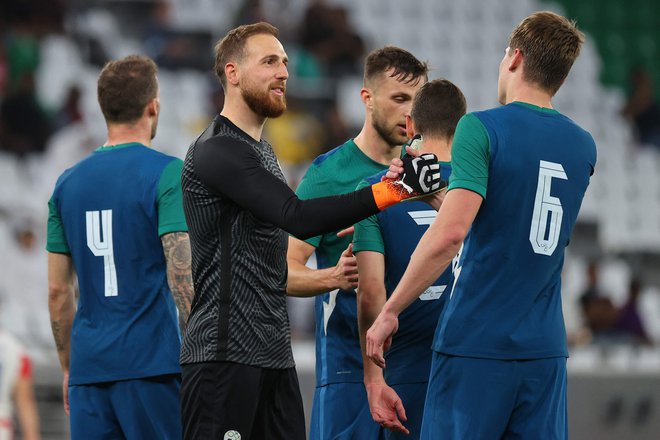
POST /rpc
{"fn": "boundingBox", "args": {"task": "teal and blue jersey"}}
[353,164,453,385]
[47,142,187,385]
[434,102,597,359]
[296,139,388,386]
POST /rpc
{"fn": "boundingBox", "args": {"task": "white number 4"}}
[529,161,567,256]
[86,210,118,296]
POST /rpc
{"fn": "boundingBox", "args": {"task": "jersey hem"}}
[69,367,181,386]
[433,348,569,360]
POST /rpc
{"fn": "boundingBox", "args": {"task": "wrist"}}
[381,301,400,318]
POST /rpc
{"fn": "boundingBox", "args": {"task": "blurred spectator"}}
[580,262,652,346]
[299,1,365,77]
[233,0,268,27]
[0,73,52,157]
[264,96,326,188]
[142,1,213,71]
[0,45,8,97]
[0,213,52,351]
[579,261,619,343]
[621,67,660,148]
[0,311,41,440]
[613,278,652,345]
[53,85,83,131]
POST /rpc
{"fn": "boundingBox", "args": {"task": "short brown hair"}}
[97,55,158,124]
[214,22,279,90]
[509,11,585,95]
[364,46,428,87]
[411,79,466,139]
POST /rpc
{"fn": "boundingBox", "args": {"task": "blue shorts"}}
[310,382,380,440]
[421,353,567,440]
[69,374,181,440]
[380,382,428,440]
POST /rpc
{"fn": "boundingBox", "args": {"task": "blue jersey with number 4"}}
[435,103,597,359]
[47,143,187,385]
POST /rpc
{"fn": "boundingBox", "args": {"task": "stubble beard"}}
[372,111,406,148]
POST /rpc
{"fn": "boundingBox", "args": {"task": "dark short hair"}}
[364,46,428,87]
[213,22,279,90]
[97,55,158,124]
[509,11,585,95]
[411,79,466,139]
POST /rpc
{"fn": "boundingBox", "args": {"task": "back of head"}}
[97,55,158,124]
[509,11,584,95]
[411,79,466,140]
[364,46,428,88]
[214,22,279,91]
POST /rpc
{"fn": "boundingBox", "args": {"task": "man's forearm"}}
[358,284,388,383]
[48,289,75,372]
[287,261,337,297]
[356,251,388,382]
[162,232,194,328]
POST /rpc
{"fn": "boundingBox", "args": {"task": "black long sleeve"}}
[194,136,378,239]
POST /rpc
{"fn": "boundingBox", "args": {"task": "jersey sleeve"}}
[157,159,188,236]
[293,163,324,248]
[352,179,385,254]
[447,113,490,199]
[194,137,378,240]
[46,194,70,253]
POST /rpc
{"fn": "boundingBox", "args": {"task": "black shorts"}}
[181,361,305,440]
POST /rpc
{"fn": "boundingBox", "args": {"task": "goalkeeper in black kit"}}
[179,22,441,440]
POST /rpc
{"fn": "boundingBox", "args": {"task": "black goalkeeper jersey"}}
[180,116,379,368]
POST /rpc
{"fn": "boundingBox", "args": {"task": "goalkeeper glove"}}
[371,147,443,210]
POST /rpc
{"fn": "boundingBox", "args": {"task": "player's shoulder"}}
[195,125,257,163]
[309,140,355,170]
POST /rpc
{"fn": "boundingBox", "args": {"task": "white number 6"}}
[529,161,567,256]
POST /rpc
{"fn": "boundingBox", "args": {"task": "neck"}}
[420,136,452,162]
[105,121,152,147]
[505,82,553,108]
[220,92,266,141]
[353,123,401,165]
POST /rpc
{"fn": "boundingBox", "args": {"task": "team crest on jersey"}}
[224,430,241,440]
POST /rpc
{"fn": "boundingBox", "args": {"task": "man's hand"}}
[384,145,421,180]
[62,371,70,415]
[371,149,442,210]
[365,382,409,435]
[332,243,358,290]
[366,309,399,368]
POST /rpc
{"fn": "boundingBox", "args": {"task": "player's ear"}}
[509,48,523,72]
[360,87,373,109]
[225,62,239,86]
[147,98,159,117]
[405,114,415,138]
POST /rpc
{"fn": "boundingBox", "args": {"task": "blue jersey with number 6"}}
[47,143,187,385]
[434,103,597,359]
